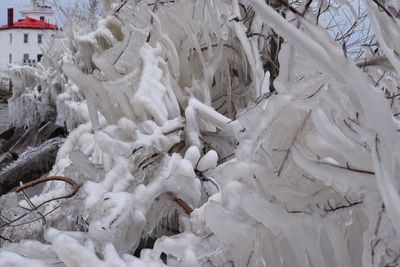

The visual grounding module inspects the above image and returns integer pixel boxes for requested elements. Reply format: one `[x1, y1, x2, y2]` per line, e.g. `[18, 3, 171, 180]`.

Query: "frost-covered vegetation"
[1, 0, 400, 266]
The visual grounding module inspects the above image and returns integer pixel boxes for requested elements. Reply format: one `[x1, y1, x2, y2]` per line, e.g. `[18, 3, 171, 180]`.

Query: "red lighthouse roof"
[0, 17, 58, 31]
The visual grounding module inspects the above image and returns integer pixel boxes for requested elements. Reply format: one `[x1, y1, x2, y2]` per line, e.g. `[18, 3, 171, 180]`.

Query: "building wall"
[0, 28, 54, 71]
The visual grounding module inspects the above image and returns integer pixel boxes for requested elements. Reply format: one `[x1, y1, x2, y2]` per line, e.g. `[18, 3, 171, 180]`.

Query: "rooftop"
[0, 17, 58, 31]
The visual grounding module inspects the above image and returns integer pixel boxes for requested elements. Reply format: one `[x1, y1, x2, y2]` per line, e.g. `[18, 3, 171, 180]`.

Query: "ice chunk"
[197, 150, 218, 172]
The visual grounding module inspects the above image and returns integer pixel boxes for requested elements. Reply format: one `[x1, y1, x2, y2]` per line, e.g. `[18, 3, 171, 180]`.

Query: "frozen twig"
[114, 0, 128, 14]
[323, 198, 363, 213]
[276, 111, 310, 176]
[167, 193, 193, 214]
[13, 176, 81, 193]
[11, 176, 82, 212]
[20, 190, 46, 225]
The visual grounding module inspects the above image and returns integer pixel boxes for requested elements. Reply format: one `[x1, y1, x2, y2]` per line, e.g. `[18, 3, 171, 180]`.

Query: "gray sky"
[0, 0, 26, 25]
[0, 0, 67, 25]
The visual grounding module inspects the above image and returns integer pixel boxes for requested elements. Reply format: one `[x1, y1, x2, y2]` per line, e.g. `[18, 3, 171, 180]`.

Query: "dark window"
[40, 16, 45, 22]
[23, 53, 29, 62]
[38, 34, 42, 44]
[9, 33, 12, 44]
[23, 33, 28, 44]
[9, 54, 12, 64]
[37, 54, 43, 62]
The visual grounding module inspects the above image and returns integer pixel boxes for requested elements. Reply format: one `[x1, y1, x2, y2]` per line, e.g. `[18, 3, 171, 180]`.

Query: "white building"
[0, 0, 59, 72]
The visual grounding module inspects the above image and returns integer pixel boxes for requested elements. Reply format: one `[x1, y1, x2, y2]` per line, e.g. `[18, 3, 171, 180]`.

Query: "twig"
[168, 141, 185, 155]
[0, 213, 28, 228]
[131, 153, 160, 176]
[276, 111, 310, 176]
[7, 206, 61, 228]
[246, 32, 273, 39]
[232, 92, 275, 121]
[315, 160, 375, 175]
[374, 71, 386, 87]
[305, 83, 325, 99]
[217, 153, 235, 164]
[301, 0, 313, 16]
[22, 185, 82, 212]
[9, 176, 82, 213]
[146, 0, 160, 43]
[371, 238, 381, 264]
[148, 0, 176, 6]
[285, 203, 313, 215]
[196, 171, 220, 192]
[113, 31, 133, 65]
[0, 234, 12, 242]
[375, 133, 381, 162]
[114, 0, 128, 14]
[371, 0, 395, 20]
[274, 0, 303, 16]
[323, 198, 363, 213]
[13, 176, 80, 193]
[355, 56, 390, 68]
[374, 203, 385, 235]
[21, 189, 46, 224]
[167, 193, 193, 214]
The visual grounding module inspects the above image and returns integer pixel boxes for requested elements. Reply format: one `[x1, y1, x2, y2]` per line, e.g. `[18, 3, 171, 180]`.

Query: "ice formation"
[1, 0, 400, 266]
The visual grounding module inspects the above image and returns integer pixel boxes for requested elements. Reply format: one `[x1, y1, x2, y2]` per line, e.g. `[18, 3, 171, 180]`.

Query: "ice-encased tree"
[1, 0, 400, 266]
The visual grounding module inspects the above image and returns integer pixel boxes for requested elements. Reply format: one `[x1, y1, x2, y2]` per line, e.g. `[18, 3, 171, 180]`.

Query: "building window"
[23, 53, 29, 63]
[38, 34, 43, 44]
[37, 54, 43, 62]
[9, 33, 12, 44]
[9, 54, 12, 64]
[40, 16, 45, 22]
[24, 33, 29, 44]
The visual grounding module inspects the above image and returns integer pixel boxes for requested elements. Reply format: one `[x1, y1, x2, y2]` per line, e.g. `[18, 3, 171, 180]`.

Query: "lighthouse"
[0, 0, 59, 71]
[21, 0, 54, 23]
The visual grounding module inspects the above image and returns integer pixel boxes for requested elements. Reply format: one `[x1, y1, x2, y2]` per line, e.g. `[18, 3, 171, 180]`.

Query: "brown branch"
[13, 176, 80, 193]
[8, 176, 83, 213]
[168, 193, 193, 214]
[168, 141, 185, 155]
[355, 56, 391, 68]
[195, 171, 220, 191]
